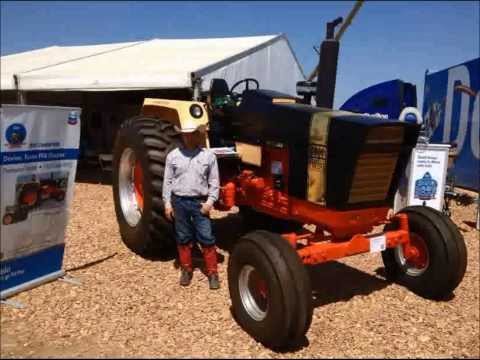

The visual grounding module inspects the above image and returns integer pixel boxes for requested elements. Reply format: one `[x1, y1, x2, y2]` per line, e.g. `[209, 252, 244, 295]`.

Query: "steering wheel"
[230, 78, 259, 101]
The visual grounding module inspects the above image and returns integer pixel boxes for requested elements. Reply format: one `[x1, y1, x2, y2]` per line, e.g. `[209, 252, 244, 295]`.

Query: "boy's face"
[181, 130, 201, 148]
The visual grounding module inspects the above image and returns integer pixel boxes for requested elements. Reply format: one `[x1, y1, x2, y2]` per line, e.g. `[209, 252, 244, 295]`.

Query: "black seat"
[209, 78, 231, 98]
[208, 79, 235, 147]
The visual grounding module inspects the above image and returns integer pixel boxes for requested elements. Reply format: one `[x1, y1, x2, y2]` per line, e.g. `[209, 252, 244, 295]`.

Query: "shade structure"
[1, 34, 305, 95]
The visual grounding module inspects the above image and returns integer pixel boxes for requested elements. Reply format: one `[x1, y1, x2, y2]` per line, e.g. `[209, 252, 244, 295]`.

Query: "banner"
[422, 57, 479, 191]
[0, 104, 81, 299]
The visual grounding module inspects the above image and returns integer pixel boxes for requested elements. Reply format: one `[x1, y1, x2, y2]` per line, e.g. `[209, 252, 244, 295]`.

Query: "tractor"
[3, 180, 41, 225]
[2, 175, 67, 226]
[111, 15, 467, 350]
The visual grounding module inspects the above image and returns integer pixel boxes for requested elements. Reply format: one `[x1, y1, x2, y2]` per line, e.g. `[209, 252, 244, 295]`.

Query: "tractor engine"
[217, 89, 420, 236]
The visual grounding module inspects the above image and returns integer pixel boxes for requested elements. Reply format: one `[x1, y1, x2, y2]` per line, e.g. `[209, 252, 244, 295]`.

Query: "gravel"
[1, 179, 479, 358]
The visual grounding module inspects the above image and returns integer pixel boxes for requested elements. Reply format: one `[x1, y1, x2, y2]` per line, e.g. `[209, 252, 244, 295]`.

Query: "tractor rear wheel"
[228, 230, 312, 349]
[112, 116, 181, 256]
[382, 206, 467, 299]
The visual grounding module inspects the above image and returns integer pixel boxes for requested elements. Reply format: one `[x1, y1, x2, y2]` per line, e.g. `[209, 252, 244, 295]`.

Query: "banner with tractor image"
[0, 104, 81, 299]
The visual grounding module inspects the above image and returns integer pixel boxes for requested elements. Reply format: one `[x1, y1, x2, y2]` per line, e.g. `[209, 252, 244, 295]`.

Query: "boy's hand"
[200, 202, 212, 215]
[165, 206, 174, 221]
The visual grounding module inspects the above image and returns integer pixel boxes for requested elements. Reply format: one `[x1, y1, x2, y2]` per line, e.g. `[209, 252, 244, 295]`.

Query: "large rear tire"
[112, 116, 180, 256]
[228, 230, 312, 349]
[381, 206, 467, 299]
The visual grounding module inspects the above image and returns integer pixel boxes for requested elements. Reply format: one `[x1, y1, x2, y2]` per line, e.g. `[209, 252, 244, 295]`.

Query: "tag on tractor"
[369, 234, 386, 253]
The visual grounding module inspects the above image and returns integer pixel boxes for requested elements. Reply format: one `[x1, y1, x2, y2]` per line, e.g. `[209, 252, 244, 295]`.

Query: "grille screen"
[366, 126, 404, 144]
[348, 152, 399, 203]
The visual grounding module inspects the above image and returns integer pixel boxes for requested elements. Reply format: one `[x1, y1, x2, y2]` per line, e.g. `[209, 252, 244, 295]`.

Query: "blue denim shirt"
[162, 146, 220, 209]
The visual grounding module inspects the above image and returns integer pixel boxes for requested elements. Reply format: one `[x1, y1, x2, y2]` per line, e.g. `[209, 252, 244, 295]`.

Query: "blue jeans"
[172, 195, 216, 246]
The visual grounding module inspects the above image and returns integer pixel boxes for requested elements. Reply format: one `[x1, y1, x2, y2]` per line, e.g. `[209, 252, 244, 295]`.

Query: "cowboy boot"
[177, 244, 193, 286]
[202, 245, 220, 290]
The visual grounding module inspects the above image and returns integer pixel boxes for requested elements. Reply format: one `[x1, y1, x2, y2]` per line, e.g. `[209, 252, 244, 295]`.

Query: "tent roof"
[1, 34, 304, 91]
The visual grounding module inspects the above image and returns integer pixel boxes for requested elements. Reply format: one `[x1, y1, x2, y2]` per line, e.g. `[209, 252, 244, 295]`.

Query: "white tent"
[1, 34, 305, 96]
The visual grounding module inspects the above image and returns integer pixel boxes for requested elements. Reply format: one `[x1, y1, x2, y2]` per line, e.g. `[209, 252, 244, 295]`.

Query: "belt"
[172, 194, 208, 200]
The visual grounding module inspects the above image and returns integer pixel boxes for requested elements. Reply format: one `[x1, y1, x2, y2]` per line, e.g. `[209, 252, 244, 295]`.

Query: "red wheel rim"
[249, 269, 268, 310]
[403, 233, 429, 270]
[133, 161, 144, 212]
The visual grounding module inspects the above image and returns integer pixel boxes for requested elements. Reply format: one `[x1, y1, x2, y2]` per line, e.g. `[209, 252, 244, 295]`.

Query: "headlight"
[189, 104, 203, 118]
[399, 107, 423, 125]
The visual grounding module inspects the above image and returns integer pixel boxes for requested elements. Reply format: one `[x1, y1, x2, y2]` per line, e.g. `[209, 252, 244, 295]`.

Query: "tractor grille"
[348, 151, 399, 204]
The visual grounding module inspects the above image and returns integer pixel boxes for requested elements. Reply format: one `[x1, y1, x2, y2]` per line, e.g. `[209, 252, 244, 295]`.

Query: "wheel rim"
[395, 233, 430, 276]
[119, 148, 143, 227]
[3, 214, 13, 225]
[238, 264, 269, 321]
[133, 161, 144, 211]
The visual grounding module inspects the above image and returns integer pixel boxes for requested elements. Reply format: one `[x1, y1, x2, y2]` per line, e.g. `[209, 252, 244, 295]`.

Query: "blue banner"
[0, 148, 79, 165]
[0, 245, 65, 292]
[423, 58, 479, 190]
[1, 105, 81, 299]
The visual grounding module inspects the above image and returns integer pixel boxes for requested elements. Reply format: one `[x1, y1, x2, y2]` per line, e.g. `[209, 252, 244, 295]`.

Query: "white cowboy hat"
[174, 124, 208, 133]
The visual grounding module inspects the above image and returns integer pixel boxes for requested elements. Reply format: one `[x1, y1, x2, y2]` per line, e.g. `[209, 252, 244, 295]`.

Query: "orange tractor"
[111, 15, 466, 349]
[2, 176, 66, 226]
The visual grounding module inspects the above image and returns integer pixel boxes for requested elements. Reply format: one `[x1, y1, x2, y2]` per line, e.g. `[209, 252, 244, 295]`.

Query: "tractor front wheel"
[228, 230, 312, 349]
[382, 206, 467, 299]
[112, 116, 181, 256]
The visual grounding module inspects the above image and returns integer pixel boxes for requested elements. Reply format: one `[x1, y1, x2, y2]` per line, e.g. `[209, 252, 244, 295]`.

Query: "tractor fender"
[141, 98, 209, 133]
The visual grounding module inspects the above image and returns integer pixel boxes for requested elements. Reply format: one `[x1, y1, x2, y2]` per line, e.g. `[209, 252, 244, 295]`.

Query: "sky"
[1, 1, 479, 108]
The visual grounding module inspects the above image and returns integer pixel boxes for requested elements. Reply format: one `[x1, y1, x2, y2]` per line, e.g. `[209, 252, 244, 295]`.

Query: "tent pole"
[18, 92, 27, 105]
[13, 74, 26, 104]
[192, 76, 203, 101]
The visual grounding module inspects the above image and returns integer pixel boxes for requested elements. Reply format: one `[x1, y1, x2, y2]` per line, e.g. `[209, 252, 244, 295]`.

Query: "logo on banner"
[5, 123, 27, 148]
[414, 172, 438, 200]
[67, 111, 79, 125]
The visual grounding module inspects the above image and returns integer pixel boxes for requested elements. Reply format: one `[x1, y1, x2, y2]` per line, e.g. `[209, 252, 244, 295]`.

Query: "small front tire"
[382, 206, 467, 299]
[228, 230, 312, 349]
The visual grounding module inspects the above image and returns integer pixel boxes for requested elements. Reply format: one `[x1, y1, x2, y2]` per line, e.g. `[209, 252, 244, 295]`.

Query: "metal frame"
[281, 214, 411, 266]
[219, 170, 417, 267]
[0, 270, 65, 300]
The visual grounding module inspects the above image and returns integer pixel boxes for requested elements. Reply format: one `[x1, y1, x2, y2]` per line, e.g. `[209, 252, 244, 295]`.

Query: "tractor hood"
[231, 91, 420, 209]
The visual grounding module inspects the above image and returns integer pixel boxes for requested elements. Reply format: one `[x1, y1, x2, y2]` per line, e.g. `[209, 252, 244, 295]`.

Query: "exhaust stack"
[315, 17, 342, 109]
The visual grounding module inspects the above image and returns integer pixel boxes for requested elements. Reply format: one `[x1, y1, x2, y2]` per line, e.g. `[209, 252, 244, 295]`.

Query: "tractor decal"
[307, 111, 331, 205]
[414, 172, 438, 200]
[67, 111, 79, 125]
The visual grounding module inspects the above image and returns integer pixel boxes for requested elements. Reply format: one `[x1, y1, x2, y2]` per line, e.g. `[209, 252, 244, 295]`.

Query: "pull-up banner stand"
[0, 104, 81, 299]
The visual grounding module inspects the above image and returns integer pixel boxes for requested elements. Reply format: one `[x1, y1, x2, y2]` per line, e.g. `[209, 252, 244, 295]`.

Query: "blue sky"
[1, 1, 479, 107]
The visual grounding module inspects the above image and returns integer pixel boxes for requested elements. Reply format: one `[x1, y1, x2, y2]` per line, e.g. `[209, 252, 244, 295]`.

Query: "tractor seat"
[209, 79, 235, 110]
[210, 78, 230, 98]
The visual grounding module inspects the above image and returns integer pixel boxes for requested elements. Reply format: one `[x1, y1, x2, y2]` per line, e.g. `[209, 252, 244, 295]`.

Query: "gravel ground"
[1, 176, 479, 358]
